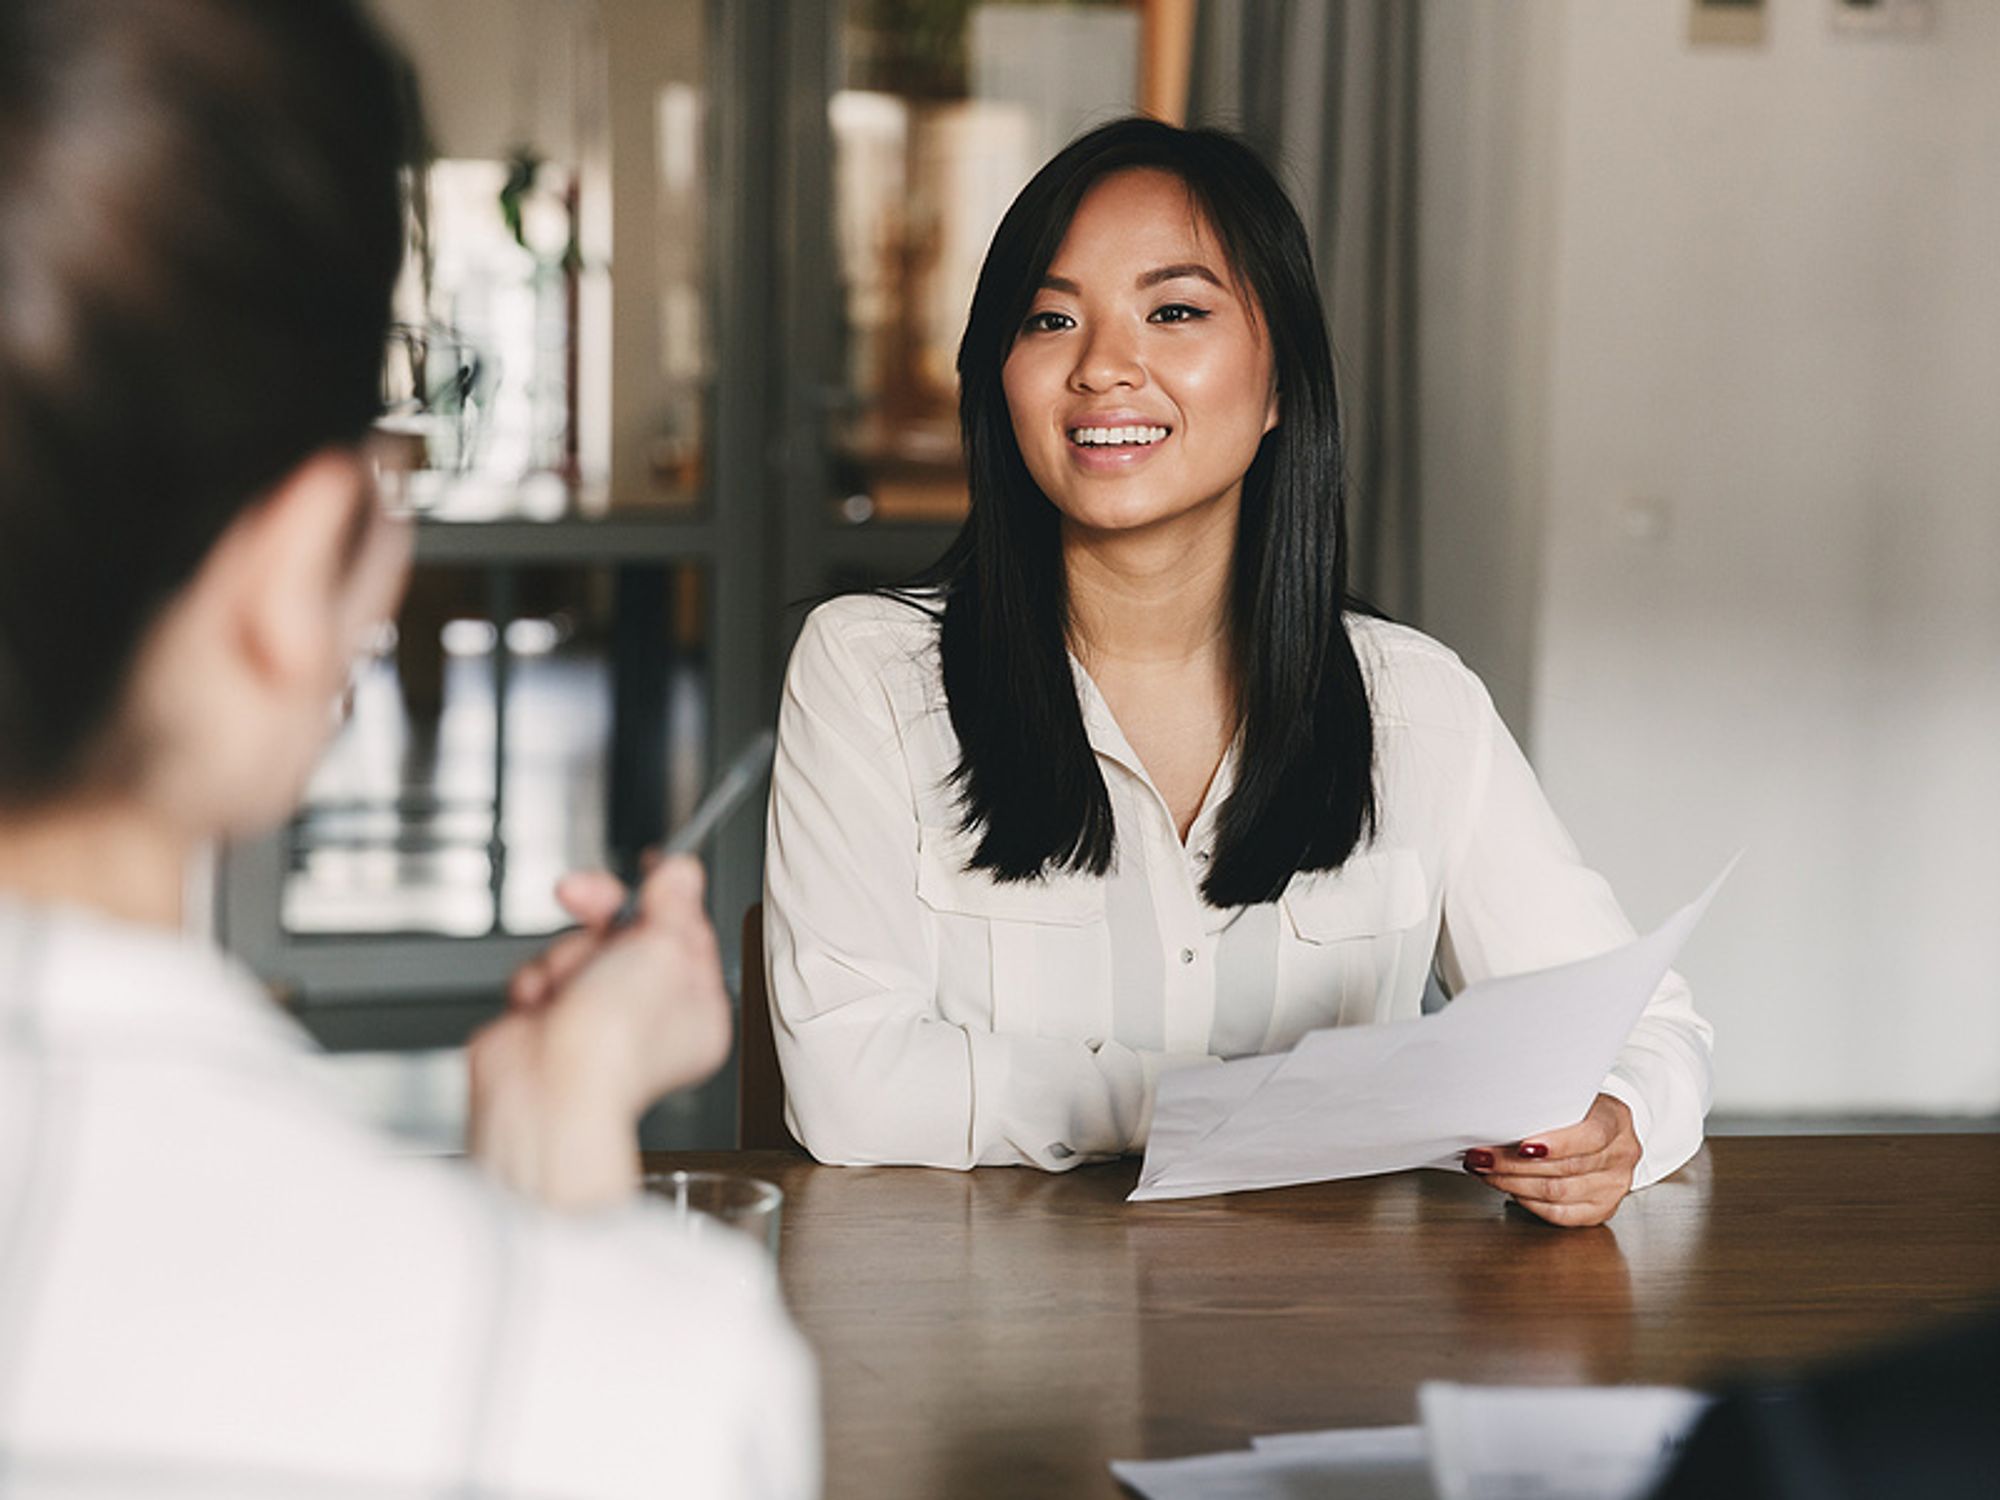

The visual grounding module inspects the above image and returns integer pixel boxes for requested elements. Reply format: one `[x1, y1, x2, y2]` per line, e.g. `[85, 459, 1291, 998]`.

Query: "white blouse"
[764, 594, 1712, 1189]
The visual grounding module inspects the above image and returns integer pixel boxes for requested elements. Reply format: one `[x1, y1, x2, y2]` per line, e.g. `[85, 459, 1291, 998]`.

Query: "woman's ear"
[125, 447, 395, 840]
[1263, 383, 1280, 436]
[221, 450, 376, 695]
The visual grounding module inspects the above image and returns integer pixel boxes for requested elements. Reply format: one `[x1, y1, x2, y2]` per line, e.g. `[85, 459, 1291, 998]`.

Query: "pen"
[611, 729, 777, 928]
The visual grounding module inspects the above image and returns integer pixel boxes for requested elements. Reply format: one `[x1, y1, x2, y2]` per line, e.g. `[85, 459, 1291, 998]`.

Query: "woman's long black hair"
[913, 116, 1375, 908]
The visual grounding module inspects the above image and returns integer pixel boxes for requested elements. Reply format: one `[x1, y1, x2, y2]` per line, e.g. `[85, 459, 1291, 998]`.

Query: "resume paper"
[1111, 1382, 1709, 1500]
[1129, 862, 1733, 1202]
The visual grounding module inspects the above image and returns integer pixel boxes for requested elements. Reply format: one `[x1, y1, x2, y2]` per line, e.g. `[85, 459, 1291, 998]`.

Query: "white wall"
[1426, 0, 2000, 1115]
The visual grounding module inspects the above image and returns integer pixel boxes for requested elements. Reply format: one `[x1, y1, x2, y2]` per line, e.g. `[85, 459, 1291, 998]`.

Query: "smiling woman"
[1002, 170, 1277, 543]
[762, 118, 1713, 1230]
[935, 122, 1371, 901]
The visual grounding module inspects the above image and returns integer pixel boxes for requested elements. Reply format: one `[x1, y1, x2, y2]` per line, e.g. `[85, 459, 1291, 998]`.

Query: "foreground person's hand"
[468, 857, 732, 1210]
[1463, 1093, 1641, 1227]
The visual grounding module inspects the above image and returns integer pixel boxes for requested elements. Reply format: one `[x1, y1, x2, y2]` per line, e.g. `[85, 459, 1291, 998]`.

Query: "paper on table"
[1130, 861, 1733, 1202]
[1251, 1425, 1427, 1462]
[1419, 1382, 1711, 1500]
[1112, 1429, 1435, 1500]
[1110, 1385, 1708, 1500]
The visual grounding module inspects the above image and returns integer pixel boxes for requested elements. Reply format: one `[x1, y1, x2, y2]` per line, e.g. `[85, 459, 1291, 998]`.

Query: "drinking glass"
[641, 1170, 783, 1259]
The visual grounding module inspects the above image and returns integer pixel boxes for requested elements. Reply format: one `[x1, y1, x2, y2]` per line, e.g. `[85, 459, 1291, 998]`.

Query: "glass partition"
[236, 1, 725, 992]
[822, 0, 1141, 527]
[283, 561, 710, 940]
[369, 0, 711, 518]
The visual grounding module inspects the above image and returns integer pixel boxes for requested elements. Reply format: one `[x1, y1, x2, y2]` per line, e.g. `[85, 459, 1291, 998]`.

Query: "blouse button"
[1193, 849, 1212, 865]
[1179, 947, 1196, 965]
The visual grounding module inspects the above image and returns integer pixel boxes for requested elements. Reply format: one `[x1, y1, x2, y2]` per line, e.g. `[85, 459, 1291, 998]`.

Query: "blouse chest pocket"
[915, 827, 1106, 1038]
[1280, 847, 1429, 942]
[915, 830, 1105, 926]
[1277, 847, 1432, 1032]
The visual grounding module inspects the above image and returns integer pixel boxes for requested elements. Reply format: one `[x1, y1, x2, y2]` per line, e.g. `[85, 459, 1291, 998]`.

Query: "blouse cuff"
[1598, 1069, 1692, 1191]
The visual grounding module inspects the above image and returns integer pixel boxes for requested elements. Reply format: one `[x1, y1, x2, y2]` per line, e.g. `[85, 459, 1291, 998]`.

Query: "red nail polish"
[1519, 1142, 1549, 1159]
[1465, 1149, 1495, 1171]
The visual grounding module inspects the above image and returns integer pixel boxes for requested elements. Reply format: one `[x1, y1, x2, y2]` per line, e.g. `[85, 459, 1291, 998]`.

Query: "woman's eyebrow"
[1036, 264, 1225, 295]
[1137, 262, 1223, 289]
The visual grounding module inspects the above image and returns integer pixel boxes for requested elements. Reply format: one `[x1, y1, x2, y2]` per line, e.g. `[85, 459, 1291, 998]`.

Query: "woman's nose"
[1069, 324, 1144, 393]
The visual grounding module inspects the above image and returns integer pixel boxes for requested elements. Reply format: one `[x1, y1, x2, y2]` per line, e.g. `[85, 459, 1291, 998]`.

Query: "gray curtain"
[1189, 0, 1423, 621]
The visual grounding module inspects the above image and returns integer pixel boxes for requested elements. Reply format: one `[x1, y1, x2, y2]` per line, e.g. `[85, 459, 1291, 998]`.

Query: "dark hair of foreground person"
[1651, 1311, 2000, 1500]
[0, 0, 408, 807]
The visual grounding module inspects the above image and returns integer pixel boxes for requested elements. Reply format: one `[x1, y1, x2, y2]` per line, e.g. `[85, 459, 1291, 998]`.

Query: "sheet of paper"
[1250, 1425, 1426, 1463]
[1112, 1433, 1436, 1500]
[1110, 1385, 1709, 1500]
[1130, 861, 1733, 1202]
[1419, 1383, 1711, 1500]
[1134, 1051, 1286, 1169]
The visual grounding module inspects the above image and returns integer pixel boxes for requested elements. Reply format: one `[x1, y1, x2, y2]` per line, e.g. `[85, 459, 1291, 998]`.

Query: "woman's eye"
[1149, 303, 1210, 325]
[1022, 310, 1073, 334]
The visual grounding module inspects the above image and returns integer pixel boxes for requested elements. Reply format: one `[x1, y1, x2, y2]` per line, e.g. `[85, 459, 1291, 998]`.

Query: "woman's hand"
[467, 857, 733, 1211]
[1463, 1093, 1641, 1227]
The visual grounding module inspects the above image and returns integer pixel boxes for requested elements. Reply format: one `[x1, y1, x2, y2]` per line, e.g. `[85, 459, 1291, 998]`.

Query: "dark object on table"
[1651, 1311, 2000, 1500]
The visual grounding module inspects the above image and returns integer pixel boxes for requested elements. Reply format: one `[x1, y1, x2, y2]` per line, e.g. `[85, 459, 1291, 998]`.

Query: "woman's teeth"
[1070, 425, 1169, 448]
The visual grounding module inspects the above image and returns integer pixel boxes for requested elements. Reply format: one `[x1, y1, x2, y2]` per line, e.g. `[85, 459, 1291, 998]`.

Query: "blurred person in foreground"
[1651, 1312, 2000, 1500]
[0, 2, 815, 1495]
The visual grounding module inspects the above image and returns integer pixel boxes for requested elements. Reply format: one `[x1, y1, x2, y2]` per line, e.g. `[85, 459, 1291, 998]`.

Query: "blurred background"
[215, 0, 1997, 1149]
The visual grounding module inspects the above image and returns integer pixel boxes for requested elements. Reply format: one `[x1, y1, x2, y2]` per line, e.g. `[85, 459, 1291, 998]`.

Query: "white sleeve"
[763, 606, 1208, 1169]
[501, 1218, 820, 1500]
[1434, 675, 1714, 1188]
[734, 1260, 820, 1500]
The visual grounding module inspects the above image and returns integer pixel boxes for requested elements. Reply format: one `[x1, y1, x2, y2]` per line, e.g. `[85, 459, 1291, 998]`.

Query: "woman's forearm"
[466, 1011, 642, 1211]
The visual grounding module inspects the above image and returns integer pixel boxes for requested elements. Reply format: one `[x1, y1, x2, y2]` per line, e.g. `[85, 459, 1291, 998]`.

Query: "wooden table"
[643, 1138, 2000, 1500]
